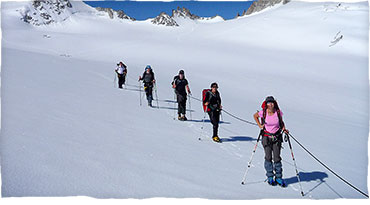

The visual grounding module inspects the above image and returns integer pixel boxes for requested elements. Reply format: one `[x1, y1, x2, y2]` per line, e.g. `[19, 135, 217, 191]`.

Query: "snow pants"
[262, 135, 283, 178]
[208, 110, 220, 137]
[117, 73, 126, 88]
[177, 94, 187, 115]
[144, 83, 153, 104]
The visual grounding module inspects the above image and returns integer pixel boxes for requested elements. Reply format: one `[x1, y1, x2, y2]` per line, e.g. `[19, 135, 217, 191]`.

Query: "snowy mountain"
[151, 12, 179, 26]
[20, 0, 135, 26]
[1, 0, 369, 199]
[19, 0, 286, 27]
[200, 15, 225, 22]
[172, 6, 201, 20]
[20, 0, 93, 26]
[151, 7, 227, 26]
[95, 7, 135, 21]
[21, 0, 74, 26]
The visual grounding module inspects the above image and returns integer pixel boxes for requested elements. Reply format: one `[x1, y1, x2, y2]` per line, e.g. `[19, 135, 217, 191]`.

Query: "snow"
[0, 0, 369, 199]
[198, 16, 225, 23]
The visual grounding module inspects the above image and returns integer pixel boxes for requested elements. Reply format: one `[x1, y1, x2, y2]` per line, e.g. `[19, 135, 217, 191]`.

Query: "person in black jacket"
[172, 70, 191, 121]
[139, 65, 155, 107]
[115, 62, 127, 89]
[204, 82, 222, 143]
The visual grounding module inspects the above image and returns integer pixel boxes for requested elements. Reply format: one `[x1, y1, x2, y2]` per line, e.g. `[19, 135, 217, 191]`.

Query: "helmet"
[211, 82, 218, 88]
[179, 70, 184, 75]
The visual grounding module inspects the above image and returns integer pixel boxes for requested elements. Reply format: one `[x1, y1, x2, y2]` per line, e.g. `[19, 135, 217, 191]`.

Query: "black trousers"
[117, 73, 126, 88]
[177, 94, 187, 115]
[208, 110, 220, 137]
[144, 83, 153, 103]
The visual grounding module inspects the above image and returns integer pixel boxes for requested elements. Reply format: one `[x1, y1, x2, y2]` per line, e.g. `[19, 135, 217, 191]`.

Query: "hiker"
[115, 62, 127, 89]
[139, 65, 155, 107]
[172, 70, 191, 121]
[203, 82, 222, 143]
[253, 96, 289, 187]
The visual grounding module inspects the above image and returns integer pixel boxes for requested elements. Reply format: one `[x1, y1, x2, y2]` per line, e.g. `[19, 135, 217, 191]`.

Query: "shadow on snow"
[221, 136, 257, 142]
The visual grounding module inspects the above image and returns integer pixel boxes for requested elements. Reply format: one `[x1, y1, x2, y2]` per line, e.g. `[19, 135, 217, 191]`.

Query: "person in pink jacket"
[253, 96, 289, 187]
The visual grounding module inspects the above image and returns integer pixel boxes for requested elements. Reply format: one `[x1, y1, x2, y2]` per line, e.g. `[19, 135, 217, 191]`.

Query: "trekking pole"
[285, 133, 304, 196]
[173, 90, 177, 120]
[139, 81, 142, 106]
[154, 83, 159, 108]
[188, 94, 192, 121]
[198, 111, 207, 140]
[124, 73, 128, 89]
[114, 73, 117, 88]
[241, 130, 263, 185]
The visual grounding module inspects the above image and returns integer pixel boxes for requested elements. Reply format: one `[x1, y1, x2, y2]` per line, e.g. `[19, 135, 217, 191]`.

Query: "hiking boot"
[212, 136, 221, 143]
[178, 114, 182, 120]
[182, 115, 187, 121]
[275, 178, 286, 187]
[267, 177, 276, 186]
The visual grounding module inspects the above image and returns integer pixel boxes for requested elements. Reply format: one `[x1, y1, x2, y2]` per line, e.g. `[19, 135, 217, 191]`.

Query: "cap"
[211, 82, 218, 88]
[265, 96, 275, 104]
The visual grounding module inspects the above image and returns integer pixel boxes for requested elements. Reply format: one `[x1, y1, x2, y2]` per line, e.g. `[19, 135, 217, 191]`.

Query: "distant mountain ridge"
[20, 0, 290, 26]
[151, 7, 226, 26]
[95, 7, 136, 21]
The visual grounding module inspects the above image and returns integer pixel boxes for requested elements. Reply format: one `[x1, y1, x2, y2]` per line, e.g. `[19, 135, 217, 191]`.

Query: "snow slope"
[1, 0, 369, 199]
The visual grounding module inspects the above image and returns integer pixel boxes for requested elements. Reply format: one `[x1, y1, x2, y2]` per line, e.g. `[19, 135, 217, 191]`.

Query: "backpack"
[202, 89, 211, 112]
[172, 75, 179, 86]
[261, 100, 284, 130]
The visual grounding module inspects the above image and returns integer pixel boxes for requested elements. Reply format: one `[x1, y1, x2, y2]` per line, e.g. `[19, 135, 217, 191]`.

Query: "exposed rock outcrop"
[95, 7, 135, 21]
[172, 7, 200, 20]
[151, 12, 179, 26]
[22, 0, 74, 26]
[246, 0, 290, 16]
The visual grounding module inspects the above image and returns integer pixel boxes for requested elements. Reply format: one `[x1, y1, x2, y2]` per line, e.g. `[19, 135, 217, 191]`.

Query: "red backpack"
[202, 89, 211, 112]
[261, 100, 284, 129]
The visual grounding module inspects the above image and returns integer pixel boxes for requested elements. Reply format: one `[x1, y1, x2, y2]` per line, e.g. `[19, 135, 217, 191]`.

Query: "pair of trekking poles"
[172, 90, 193, 121]
[240, 129, 304, 196]
[114, 73, 129, 89]
[139, 81, 159, 108]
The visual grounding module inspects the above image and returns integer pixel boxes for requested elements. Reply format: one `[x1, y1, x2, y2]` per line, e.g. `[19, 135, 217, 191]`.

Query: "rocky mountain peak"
[95, 7, 135, 21]
[151, 12, 179, 26]
[171, 7, 200, 20]
[22, 0, 74, 26]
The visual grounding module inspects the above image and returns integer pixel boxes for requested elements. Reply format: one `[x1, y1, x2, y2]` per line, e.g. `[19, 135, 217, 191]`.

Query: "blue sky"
[84, 1, 255, 20]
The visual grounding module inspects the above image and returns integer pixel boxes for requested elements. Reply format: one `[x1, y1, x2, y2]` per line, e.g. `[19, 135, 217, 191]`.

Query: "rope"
[288, 133, 369, 198]
[222, 109, 258, 126]
[190, 95, 368, 198]
[189, 96, 257, 126]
